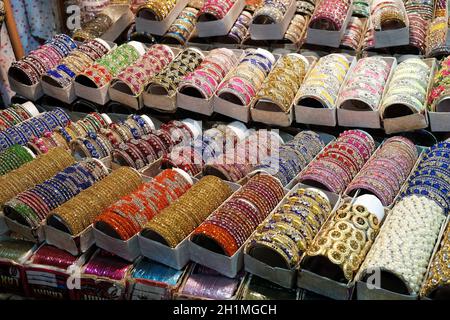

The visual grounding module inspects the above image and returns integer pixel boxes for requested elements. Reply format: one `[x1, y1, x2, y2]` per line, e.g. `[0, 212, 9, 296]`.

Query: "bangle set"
[199, 0, 236, 20]
[32, 245, 78, 270]
[0, 104, 35, 131]
[181, 264, 241, 299]
[346, 136, 418, 206]
[0, 108, 70, 152]
[299, 129, 376, 194]
[137, 0, 177, 21]
[296, 0, 315, 16]
[406, 0, 432, 54]
[340, 17, 364, 50]
[149, 48, 205, 97]
[353, 0, 370, 17]
[9, 34, 77, 85]
[0, 145, 35, 176]
[246, 187, 332, 269]
[0, 239, 34, 263]
[309, 0, 350, 31]
[297, 53, 351, 109]
[402, 142, 450, 214]
[380, 58, 431, 118]
[84, 251, 131, 280]
[163, 7, 199, 45]
[359, 195, 445, 294]
[370, 0, 407, 31]
[131, 258, 184, 286]
[227, 10, 253, 44]
[162, 123, 245, 176]
[48, 167, 143, 235]
[204, 130, 283, 182]
[94, 168, 193, 240]
[256, 54, 310, 112]
[252, 130, 325, 186]
[217, 48, 275, 106]
[338, 56, 391, 111]
[44, 39, 110, 88]
[284, 14, 307, 44]
[253, 0, 292, 24]
[79, 43, 142, 88]
[428, 55, 450, 111]
[179, 48, 238, 99]
[305, 198, 383, 282]
[116, 44, 175, 96]
[141, 175, 233, 248]
[112, 120, 193, 169]
[425, 17, 448, 57]
[4, 159, 109, 229]
[193, 174, 285, 256]
[0, 147, 75, 207]
[421, 222, 450, 298]
[73, 13, 114, 41]
[71, 114, 154, 160]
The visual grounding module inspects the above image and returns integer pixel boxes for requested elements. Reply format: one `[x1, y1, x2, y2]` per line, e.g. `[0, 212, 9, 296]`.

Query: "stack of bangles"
[428, 56, 450, 111]
[179, 48, 238, 99]
[421, 222, 450, 298]
[204, 130, 283, 182]
[406, 0, 432, 53]
[338, 56, 391, 111]
[163, 7, 198, 45]
[8, 34, 77, 85]
[148, 48, 204, 96]
[0, 103, 38, 130]
[162, 123, 246, 176]
[141, 176, 233, 248]
[309, 0, 350, 31]
[297, 53, 351, 109]
[284, 15, 307, 44]
[31, 245, 78, 269]
[253, 0, 292, 24]
[4, 159, 108, 229]
[188, 0, 204, 9]
[0, 148, 75, 207]
[0, 239, 34, 262]
[112, 120, 194, 170]
[358, 195, 444, 295]
[198, 0, 236, 20]
[362, 23, 375, 50]
[340, 17, 364, 50]
[83, 251, 131, 281]
[80, 0, 110, 22]
[0, 108, 71, 152]
[296, 0, 315, 16]
[131, 259, 184, 286]
[352, 0, 370, 17]
[94, 169, 193, 240]
[43, 39, 111, 88]
[137, 0, 177, 21]
[70, 114, 156, 160]
[47, 167, 142, 235]
[114, 44, 175, 96]
[346, 136, 418, 206]
[370, 0, 407, 30]
[73, 13, 114, 41]
[256, 54, 310, 112]
[77, 43, 142, 88]
[425, 17, 448, 57]
[217, 48, 275, 106]
[304, 197, 384, 282]
[246, 187, 332, 268]
[227, 11, 253, 44]
[252, 131, 325, 186]
[28, 112, 112, 155]
[299, 130, 376, 193]
[380, 58, 431, 118]
[434, 0, 447, 17]
[401, 142, 450, 213]
[192, 174, 285, 257]
[0, 145, 35, 176]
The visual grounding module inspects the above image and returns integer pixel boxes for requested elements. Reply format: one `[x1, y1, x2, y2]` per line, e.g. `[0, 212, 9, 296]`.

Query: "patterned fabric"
[0, 24, 15, 104]
[0, 1, 5, 28]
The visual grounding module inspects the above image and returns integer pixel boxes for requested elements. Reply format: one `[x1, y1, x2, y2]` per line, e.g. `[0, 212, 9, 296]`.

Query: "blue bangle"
[83, 139, 100, 159]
